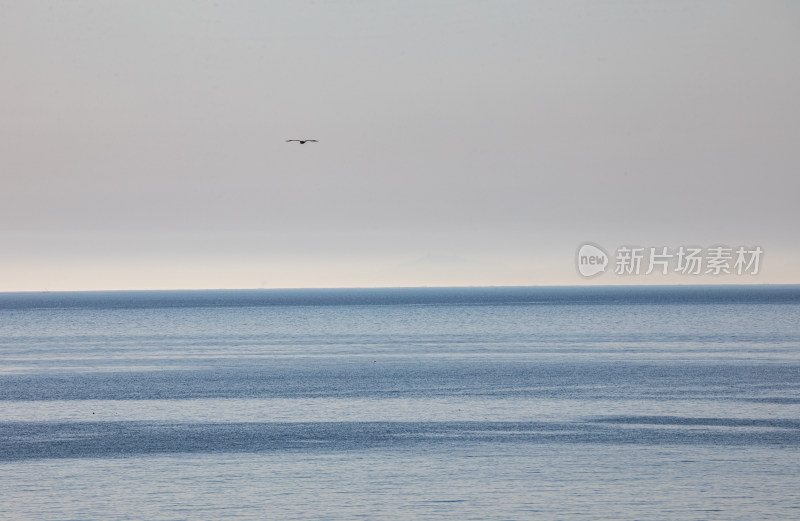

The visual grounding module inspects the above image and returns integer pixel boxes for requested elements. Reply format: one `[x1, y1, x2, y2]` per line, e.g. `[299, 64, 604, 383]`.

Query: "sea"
[1, 285, 799, 520]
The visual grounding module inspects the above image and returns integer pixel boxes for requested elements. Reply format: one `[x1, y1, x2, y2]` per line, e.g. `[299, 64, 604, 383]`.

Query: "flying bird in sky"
[286, 139, 318, 144]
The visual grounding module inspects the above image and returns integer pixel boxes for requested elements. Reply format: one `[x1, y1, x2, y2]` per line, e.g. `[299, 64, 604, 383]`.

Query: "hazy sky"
[2, 1, 799, 290]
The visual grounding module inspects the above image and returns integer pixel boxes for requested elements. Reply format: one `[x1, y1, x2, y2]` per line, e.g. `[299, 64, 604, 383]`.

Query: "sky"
[1, 0, 799, 291]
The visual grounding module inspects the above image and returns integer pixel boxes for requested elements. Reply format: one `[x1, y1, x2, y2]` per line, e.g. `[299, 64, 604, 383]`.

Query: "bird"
[286, 139, 318, 144]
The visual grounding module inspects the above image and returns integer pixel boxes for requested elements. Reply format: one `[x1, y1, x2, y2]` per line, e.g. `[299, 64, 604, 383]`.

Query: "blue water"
[1, 285, 799, 520]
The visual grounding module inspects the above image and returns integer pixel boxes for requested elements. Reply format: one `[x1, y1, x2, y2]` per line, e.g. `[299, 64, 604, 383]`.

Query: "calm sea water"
[1, 285, 799, 520]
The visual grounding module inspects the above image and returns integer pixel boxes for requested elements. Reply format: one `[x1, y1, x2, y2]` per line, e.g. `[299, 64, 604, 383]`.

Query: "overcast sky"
[2, 1, 798, 290]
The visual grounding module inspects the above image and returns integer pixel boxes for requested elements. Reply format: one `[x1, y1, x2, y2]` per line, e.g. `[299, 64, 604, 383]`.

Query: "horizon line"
[2, 282, 798, 296]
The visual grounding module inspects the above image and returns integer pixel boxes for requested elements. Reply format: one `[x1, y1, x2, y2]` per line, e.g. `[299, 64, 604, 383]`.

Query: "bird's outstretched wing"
[286, 139, 318, 143]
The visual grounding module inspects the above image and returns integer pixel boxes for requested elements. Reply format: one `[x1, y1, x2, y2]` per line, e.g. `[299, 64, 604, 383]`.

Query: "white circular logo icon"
[576, 243, 609, 277]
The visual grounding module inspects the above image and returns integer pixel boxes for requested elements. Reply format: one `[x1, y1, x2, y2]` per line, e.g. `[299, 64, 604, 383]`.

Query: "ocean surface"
[1, 285, 799, 520]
